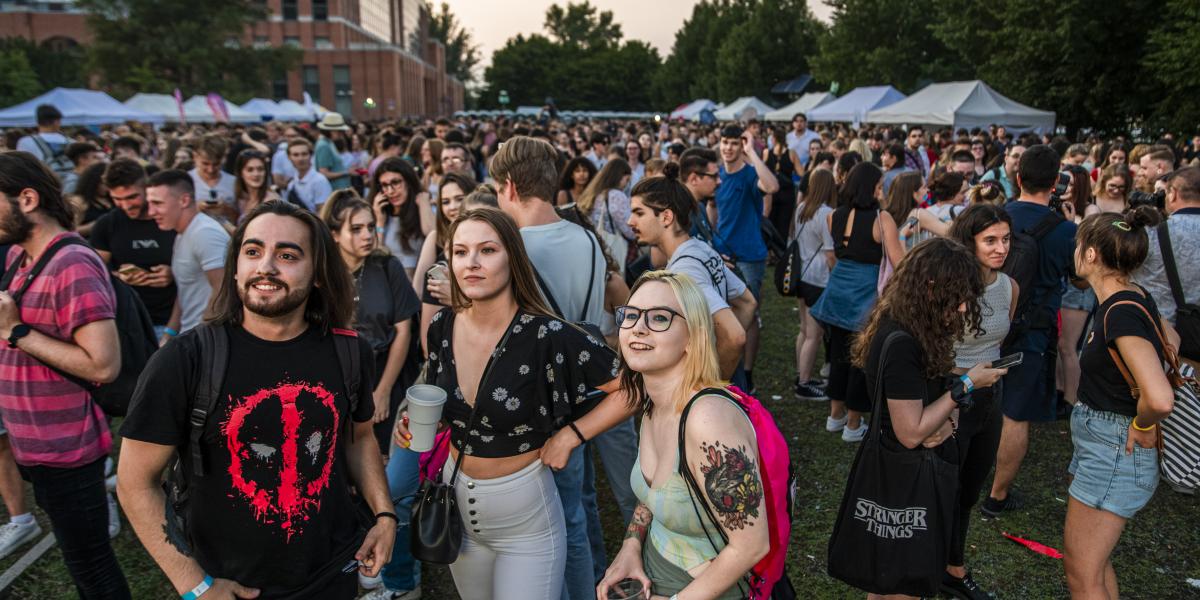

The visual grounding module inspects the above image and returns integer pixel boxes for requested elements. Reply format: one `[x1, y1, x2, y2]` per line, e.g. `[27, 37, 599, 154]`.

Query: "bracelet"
[375, 511, 399, 523]
[181, 575, 212, 600]
[164, 327, 179, 337]
[1132, 417, 1156, 432]
[568, 422, 588, 444]
[960, 374, 975, 394]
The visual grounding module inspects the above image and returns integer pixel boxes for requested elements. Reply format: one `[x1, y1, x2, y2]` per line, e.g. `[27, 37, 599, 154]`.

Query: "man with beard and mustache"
[0, 151, 131, 597]
[118, 201, 394, 599]
[91, 159, 178, 339]
[146, 169, 230, 338]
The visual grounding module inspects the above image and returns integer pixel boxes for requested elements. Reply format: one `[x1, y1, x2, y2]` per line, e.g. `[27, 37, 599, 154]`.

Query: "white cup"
[405, 384, 447, 452]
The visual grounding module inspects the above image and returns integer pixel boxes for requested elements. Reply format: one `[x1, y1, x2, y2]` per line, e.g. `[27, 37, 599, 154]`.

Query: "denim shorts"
[1061, 286, 1096, 312]
[1068, 402, 1159, 519]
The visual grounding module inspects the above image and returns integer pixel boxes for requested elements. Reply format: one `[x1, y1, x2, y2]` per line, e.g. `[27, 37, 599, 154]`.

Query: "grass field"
[3, 266, 1198, 599]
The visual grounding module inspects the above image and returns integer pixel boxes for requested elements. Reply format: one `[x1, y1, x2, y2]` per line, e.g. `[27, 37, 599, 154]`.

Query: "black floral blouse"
[427, 308, 620, 458]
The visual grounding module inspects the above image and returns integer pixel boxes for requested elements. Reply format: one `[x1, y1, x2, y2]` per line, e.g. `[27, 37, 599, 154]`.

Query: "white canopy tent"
[239, 98, 304, 122]
[765, 92, 836, 122]
[0, 88, 163, 127]
[713, 96, 773, 121]
[808, 86, 906, 126]
[181, 96, 260, 123]
[865, 80, 1056, 134]
[123, 93, 189, 123]
[670, 99, 717, 121]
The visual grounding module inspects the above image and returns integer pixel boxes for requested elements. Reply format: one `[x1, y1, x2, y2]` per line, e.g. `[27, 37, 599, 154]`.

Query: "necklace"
[352, 264, 364, 303]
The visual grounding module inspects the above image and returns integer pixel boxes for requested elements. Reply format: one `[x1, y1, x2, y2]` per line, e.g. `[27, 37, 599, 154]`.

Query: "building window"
[312, 0, 328, 21]
[333, 65, 352, 118]
[303, 66, 321, 104]
[273, 77, 289, 101]
[253, 36, 270, 49]
[284, 36, 301, 48]
[282, 0, 298, 20]
[314, 37, 333, 50]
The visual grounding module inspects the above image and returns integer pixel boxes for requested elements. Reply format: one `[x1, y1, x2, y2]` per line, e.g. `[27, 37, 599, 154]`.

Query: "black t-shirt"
[426, 308, 619, 458]
[89, 208, 177, 324]
[1079, 290, 1166, 417]
[864, 318, 953, 454]
[121, 324, 375, 599]
[354, 254, 420, 358]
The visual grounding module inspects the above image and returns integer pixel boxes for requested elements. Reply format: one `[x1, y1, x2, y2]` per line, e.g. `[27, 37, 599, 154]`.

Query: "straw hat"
[317, 112, 351, 131]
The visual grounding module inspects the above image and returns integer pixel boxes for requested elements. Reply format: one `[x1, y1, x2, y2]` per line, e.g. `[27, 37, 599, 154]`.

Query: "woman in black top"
[1064, 211, 1174, 600]
[394, 208, 620, 600]
[849, 238, 1006, 600]
[763, 127, 798, 241]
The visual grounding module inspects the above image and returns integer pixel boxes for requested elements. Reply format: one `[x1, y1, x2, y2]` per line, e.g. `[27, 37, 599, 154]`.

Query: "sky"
[441, 0, 834, 72]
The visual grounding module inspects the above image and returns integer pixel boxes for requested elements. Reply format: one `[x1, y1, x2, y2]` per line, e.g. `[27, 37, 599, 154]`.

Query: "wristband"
[1132, 417, 1156, 432]
[568, 422, 587, 444]
[960, 374, 975, 394]
[375, 511, 400, 523]
[164, 327, 179, 337]
[181, 575, 212, 600]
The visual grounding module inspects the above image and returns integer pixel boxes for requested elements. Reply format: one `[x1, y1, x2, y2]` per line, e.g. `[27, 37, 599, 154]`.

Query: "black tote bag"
[827, 331, 959, 597]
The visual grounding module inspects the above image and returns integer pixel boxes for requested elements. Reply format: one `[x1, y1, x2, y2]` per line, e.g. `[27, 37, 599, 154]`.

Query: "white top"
[786, 129, 821, 166]
[954, 273, 1013, 368]
[189, 168, 237, 206]
[285, 168, 332, 212]
[271, 143, 296, 181]
[667, 238, 748, 313]
[793, 204, 835, 287]
[382, 217, 423, 270]
[16, 132, 69, 162]
[521, 220, 607, 325]
[172, 212, 230, 332]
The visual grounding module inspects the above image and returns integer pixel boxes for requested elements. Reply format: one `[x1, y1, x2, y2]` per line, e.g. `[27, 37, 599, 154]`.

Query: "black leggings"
[948, 384, 1003, 566]
[826, 324, 870, 412]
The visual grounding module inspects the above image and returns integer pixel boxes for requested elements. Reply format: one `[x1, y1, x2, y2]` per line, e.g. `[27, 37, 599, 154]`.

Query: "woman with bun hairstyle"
[625, 164, 757, 379]
[1064, 211, 1175, 600]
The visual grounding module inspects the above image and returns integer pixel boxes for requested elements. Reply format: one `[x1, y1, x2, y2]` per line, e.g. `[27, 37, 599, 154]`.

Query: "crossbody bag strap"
[1156, 222, 1189, 309]
[580, 228, 597, 322]
[446, 316, 517, 487]
[533, 269, 565, 319]
[1104, 299, 1183, 397]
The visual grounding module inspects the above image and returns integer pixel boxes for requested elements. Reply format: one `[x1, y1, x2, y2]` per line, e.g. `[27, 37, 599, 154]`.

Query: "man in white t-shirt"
[786, 113, 821, 167]
[284, 138, 332, 212]
[271, 126, 300, 189]
[626, 173, 756, 378]
[145, 169, 230, 338]
[188, 134, 237, 208]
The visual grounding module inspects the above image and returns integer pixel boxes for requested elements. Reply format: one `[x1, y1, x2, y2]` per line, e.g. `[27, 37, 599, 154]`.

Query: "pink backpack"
[679, 386, 796, 599]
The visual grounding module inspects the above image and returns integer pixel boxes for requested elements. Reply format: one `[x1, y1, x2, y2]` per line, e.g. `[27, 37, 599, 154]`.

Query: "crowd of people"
[0, 99, 1195, 600]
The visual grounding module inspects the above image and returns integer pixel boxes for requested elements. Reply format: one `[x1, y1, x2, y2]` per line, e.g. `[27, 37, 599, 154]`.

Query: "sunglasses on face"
[615, 305, 685, 332]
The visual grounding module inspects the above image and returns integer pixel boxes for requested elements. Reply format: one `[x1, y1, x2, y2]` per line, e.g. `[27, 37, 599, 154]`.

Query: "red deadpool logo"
[224, 382, 340, 541]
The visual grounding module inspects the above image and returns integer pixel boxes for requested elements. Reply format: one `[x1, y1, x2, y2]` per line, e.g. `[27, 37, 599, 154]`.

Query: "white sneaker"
[0, 520, 42, 560]
[359, 586, 421, 600]
[825, 414, 848, 432]
[358, 571, 383, 591]
[841, 423, 867, 443]
[107, 492, 120, 539]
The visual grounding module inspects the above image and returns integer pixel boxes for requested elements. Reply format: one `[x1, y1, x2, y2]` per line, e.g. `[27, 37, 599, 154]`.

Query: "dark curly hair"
[852, 237, 984, 377]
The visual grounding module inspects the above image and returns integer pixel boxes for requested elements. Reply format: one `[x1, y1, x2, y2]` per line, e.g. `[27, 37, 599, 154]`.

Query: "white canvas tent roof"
[181, 96, 260, 123]
[123, 93, 189, 123]
[765, 92, 836, 122]
[670, 99, 717, 121]
[240, 98, 311, 122]
[808, 86, 906, 125]
[126, 93, 256, 124]
[0, 88, 163, 127]
[713, 96, 773, 121]
[865, 80, 1056, 134]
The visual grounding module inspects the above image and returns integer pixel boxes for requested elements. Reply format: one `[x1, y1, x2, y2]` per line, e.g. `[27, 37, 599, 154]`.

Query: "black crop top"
[831, 206, 883, 264]
[426, 308, 620, 458]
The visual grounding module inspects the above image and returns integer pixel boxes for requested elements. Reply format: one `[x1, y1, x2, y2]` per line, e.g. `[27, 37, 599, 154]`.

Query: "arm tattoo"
[624, 503, 653, 542]
[699, 441, 762, 531]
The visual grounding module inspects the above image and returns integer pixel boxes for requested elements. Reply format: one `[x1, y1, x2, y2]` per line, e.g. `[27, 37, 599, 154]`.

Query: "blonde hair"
[619, 270, 724, 415]
[848, 138, 873, 164]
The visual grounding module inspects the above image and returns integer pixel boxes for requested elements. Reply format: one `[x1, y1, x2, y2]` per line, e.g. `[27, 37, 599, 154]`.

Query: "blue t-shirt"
[1005, 200, 1077, 352]
[714, 163, 767, 262]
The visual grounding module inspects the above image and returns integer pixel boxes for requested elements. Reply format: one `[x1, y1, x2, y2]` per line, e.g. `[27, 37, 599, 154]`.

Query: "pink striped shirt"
[0, 233, 115, 468]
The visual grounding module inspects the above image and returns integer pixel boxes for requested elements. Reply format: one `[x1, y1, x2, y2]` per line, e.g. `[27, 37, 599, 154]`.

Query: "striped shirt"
[0, 233, 115, 468]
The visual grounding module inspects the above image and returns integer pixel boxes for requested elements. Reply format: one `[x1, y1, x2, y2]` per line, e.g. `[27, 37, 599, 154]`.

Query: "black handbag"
[827, 331, 959, 597]
[773, 219, 820, 298]
[409, 319, 515, 564]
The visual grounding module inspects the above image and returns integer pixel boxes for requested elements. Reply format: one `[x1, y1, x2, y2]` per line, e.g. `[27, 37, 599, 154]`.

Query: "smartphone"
[903, 216, 918, 229]
[426, 262, 449, 282]
[117, 264, 146, 276]
[992, 352, 1023, 369]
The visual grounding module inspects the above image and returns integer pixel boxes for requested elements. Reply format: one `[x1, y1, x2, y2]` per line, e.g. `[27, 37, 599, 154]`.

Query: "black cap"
[36, 104, 62, 126]
[720, 125, 744, 139]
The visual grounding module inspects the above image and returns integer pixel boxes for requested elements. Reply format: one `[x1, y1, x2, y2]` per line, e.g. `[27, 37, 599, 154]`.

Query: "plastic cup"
[405, 384, 447, 452]
[607, 579, 645, 600]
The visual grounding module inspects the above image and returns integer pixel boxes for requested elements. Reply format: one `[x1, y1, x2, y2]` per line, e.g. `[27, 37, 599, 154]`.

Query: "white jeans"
[446, 459, 567, 600]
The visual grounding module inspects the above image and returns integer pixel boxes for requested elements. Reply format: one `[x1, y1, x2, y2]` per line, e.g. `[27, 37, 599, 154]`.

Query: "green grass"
[4, 266, 1198, 598]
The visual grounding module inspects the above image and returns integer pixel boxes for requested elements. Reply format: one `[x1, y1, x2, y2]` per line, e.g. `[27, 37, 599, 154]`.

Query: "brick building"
[0, 0, 464, 120]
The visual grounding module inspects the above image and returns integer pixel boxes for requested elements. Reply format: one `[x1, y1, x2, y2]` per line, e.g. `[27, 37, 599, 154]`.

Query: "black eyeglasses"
[615, 305, 686, 332]
[698, 171, 720, 180]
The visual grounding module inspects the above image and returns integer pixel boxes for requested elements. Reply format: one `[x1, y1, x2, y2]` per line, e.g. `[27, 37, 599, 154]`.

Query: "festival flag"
[173, 88, 186, 125]
[206, 93, 231, 123]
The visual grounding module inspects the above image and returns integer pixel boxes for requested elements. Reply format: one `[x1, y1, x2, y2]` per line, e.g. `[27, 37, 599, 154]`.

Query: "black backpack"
[1157, 222, 1200, 361]
[1000, 212, 1063, 350]
[0, 236, 158, 417]
[163, 323, 362, 553]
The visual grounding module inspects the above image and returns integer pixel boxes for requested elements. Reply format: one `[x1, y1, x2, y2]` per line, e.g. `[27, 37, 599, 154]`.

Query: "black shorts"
[800, 282, 825, 308]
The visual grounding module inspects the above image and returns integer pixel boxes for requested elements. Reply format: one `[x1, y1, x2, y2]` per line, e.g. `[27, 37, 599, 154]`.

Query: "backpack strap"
[331, 328, 362, 422]
[1026, 211, 1063, 240]
[1, 236, 87, 304]
[1156, 222, 1189, 311]
[191, 324, 229, 477]
[30, 134, 62, 163]
[533, 269, 565, 319]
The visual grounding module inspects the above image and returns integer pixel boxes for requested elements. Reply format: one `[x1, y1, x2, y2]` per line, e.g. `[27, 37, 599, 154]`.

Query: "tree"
[0, 38, 86, 93]
[544, 1, 622, 50]
[428, 2, 481, 85]
[0, 49, 40, 107]
[714, 0, 824, 101]
[76, 0, 300, 101]
[1142, 0, 1200, 134]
